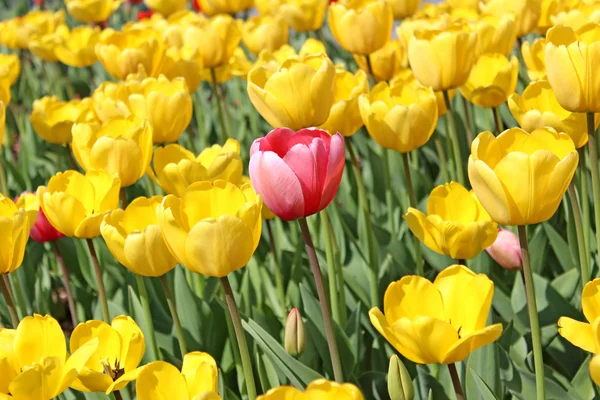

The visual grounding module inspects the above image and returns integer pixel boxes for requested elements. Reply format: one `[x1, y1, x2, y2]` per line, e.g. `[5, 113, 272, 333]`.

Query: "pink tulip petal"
[319, 133, 345, 210]
[261, 128, 297, 158]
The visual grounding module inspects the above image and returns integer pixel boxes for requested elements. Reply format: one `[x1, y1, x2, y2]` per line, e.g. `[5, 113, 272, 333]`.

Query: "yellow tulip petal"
[74, 214, 106, 239]
[442, 323, 503, 364]
[391, 316, 458, 364]
[15, 314, 66, 368]
[306, 379, 364, 399]
[156, 195, 190, 267]
[557, 317, 595, 353]
[108, 365, 145, 393]
[111, 316, 145, 374]
[71, 367, 114, 393]
[183, 181, 247, 226]
[136, 361, 189, 400]
[101, 210, 129, 268]
[448, 221, 498, 260]
[382, 276, 446, 324]
[70, 320, 120, 374]
[468, 158, 512, 225]
[181, 352, 218, 396]
[257, 386, 306, 400]
[369, 308, 426, 364]
[124, 226, 177, 277]
[57, 338, 100, 395]
[583, 280, 600, 323]
[404, 208, 444, 255]
[9, 356, 63, 400]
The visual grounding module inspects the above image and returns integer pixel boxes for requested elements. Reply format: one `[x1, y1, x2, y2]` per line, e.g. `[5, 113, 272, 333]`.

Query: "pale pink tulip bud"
[284, 308, 306, 356]
[486, 228, 522, 270]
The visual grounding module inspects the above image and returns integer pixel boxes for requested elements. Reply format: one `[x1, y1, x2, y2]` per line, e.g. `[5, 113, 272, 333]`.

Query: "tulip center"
[103, 358, 125, 381]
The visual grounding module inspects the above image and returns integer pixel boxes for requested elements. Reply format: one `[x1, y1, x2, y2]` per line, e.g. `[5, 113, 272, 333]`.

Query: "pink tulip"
[486, 228, 522, 270]
[249, 128, 345, 221]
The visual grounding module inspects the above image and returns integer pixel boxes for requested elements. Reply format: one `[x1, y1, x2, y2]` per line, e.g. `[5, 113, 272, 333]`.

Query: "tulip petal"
[86, 170, 120, 214]
[108, 365, 145, 393]
[70, 320, 120, 375]
[319, 133, 345, 211]
[468, 158, 512, 225]
[157, 195, 190, 266]
[9, 356, 63, 400]
[181, 352, 218, 396]
[368, 308, 426, 364]
[40, 191, 87, 238]
[101, 210, 129, 267]
[111, 316, 145, 374]
[15, 314, 66, 368]
[70, 367, 114, 393]
[391, 316, 458, 364]
[136, 361, 190, 400]
[383, 276, 446, 324]
[183, 181, 247, 226]
[442, 323, 503, 364]
[582, 280, 600, 324]
[448, 221, 497, 260]
[403, 209, 445, 255]
[74, 214, 106, 239]
[124, 226, 177, 277]
[537, 152, 578, 221]
[557, 317, 595, 353]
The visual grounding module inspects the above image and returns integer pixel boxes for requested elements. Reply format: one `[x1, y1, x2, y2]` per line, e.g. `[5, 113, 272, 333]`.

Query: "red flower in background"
[192, 0, 201, 12]
[31, 208, 64, 243]
[137, 9, 154, 19]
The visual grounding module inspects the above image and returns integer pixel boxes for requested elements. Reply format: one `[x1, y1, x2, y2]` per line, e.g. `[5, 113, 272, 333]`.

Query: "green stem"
[8, 273, 25, 320]
[434, 133, 451, 182]
[86, 239, 110, 323]
[0, 158, 8, 196]
[210, 69, 229, 142]
[298, 217, 344, 382]
[113, 391, 123, 400]
[382, 148, 396, 235]
[567, 184, 590, 285]
[587, 112, 600, 265]
[448, 363, 465, 400]
[220, 276, 257, 400]
[461, 95, 474, 145]
[402, 152, 424, 276]
[493, 107, 503, 135]
[266, 219, 286, 309]
[58, 63, 74, 99]
[580, 148, 591, 257]
[321, 210, 341, 325]
[443, 91, 465, 185]
[330, 210, 347, 327]
[159, 275, 188, 357]
[517, 225, 546, 400]
[53, 241, 78, 328]
[135, 274, 160, 361]
[0, 274, 18, 327]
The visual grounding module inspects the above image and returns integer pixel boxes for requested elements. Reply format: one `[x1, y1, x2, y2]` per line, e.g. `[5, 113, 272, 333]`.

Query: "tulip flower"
[481, 0, 541, 37]
[390, 69, 453, 116]
[157, 180, 262, 277]
[0, 18, 20, 50]
[12, 10, 65, 50]
[388, 0, 420, 19]
[0, 54, 20, 86]
[30, 96, 95, 145]
[0, 101, 4, 145]
[404, 182, 498, 260]
[198, 0, 254, 16]
[65, 0, 122, 23]
[29, 26, 69, 62]
[39, 170, 120, 238]
[109, 352, 219, 399]
[486, 228, 522, 270]
[247, 53, 335, 130]
[354, 40, 406, 82]
[0, 79, 8, 106]
[388, 355, 414, 400]
[460, 53, 519, 109]
[522, 38, 546, 81]
[328, 0, 394, 55]
[396, 14, 449, 49]
[508, 80, 597, 149]
[91, 81, 137, 123]
[16, 192, 63, 243]
[472, 15, 517, 58]
[101, 196, 178, 277]
[151, 139, 243, 197]
[551, 4, 600, 31]
[249, 128, 344, 221]
[279, 0, 328, 32]
[95, 28, 165, 80]
[359, 81, 438, 153]
[201, 47, 253, 83]
[144, 0, 187, 16]
[160, 46, 204, 92]
[590, 322, 600, 385]
[258, 379, 364, 399]
[370, 265, 503, 364]
[69, 316, 145, 393]
[320, 69, 369, 137]
[242, 16, 289, 56]
[468, 128, 578, 226]
[284, 308, 306, 356]
[558, 279, 600, 353]
[195, 15, 242, 69]
[255, 38, 326, 67]
[408, 24, 477, 92]
[71, 117, 153, 187]
[0, 196, 30, 275]
[55, 26, 101, 68]
[3, 314, 98, 399]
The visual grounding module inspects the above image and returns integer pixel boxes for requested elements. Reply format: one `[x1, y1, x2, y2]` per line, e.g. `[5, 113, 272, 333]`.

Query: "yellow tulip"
[30, 96, 96, 145]
[55, 26, 101, 68]
[195, 15, 242, 69]
[109, 352, 220, 399]
[161, 46, 204, 92]
[481, 0, 541, 37]
[144, 0, 187, 16]
[14, 10, 65, 50]
[370, 265, 503, 364]
[0, 18, 20, 50]
[537, 0, 559, 33]
[65, 0, 122, 23]
[473, 15, 517, 58]
[468, 128, 578, 226]
[101, 196, 178, 277]
[156, 180, 262, 277]
[404, 182, 498, 260]
[95, 28, 165, 80]
[408, 25, 477, 92]
[258, 379, 364, 399]
[446, 0, 477, 9]
[242, 16, 289, 55]
[39, 170, 121, 238]
[0, 80, 10, 107]
[5, 314, 99, 400]
[0, 101, 4, 146]
[247, 53, 335, 130]
[0, 195, 30, 275]
[320, 69, 369, 137]
[70, 316, 144, 393]
[396, 14, 449, 49]
[546, 23, 600, 113]
[91, 81, 137, 123]
[552, 3, 600, 31]
[151, 139, 243, 197]
[256, 0, 283, 16]
[72, 117, 153, 187]
[359, 81, 438, 153]
[390, 68, 455, 116]
[0, 54, 20, 86]
[0, 327, 18, 395]
[508, 80, 597, 148]
[279, 0, 328, 32]
[199, 0, 255, 15]
[29, 25, 69, 63]
[558, 279, 600, 354]
[521, 38, 546, 81]
[255, 38, 326, 68]
[590, 325, 600, 385]
[328, 0, 394, 55]
[240, 176, 276, 220]
[460, 53, 519, 108]
[201, 47, 253, 83]
[388, 0, 421, 19]
[354, 40, 406, 82]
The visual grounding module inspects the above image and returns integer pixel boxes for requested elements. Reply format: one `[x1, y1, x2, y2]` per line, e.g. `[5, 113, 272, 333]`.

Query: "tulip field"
[3, 0, 600, 399]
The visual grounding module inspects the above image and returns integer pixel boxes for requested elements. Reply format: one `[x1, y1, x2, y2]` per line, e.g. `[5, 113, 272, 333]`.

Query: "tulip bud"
[388, 355, 414, 400]
[285, 308, 306, 356]
[486, 228, 522, 270]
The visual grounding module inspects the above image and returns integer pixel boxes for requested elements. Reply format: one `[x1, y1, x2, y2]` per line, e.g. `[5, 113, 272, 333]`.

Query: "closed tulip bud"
[460, 53, 519, 109]
[96, 28, 165, 80]
[370, 265, 503, 364]
[469, 128, 578, 226]
[248, 53, 335, 130]
[320, 69, 369, 137]
[242, 16, 289, 56]
[408, 25, 477, 92]
[388, 355, 414, 400]
[388, 0, 420, 19]
[546, 23, 600, 113]
[16, 192, 64, 243]
[13, 10, 65, 50]
[279, 0, 328, 32]
[151, 139, 243, 197]
[157, 180, 262, 277]
[486, 228, 522, 270]
[359, 81, 438, 153]
[481, 0, 541, 37]
[199, 0, 254, 15]
[249, 128, 345, 221]
[55, 26, 101, 68]
[30, 96, 95, 145]
[0, 54, 20, 86]
[473, 15, 517, 58]
[329, 0, 394, 55]
[144, 0, 187, 16]
[284, 308, 306, 356]
[508, 80, 597, 148]
[39, 170, 120, 238]
[29, 25, 69, 62]
[65, 0, 122, 23]
[354, 40, 406, 82]
[72, 117, 153, 187]
[259, 379, 364, 399]
[0, 195, 30, 274]
[522, 38, 546, 81]
[194, 15, 242, 69]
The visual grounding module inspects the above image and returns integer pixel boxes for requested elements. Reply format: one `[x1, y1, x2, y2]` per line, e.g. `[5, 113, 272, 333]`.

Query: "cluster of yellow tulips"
[2, 0, 600, 398]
